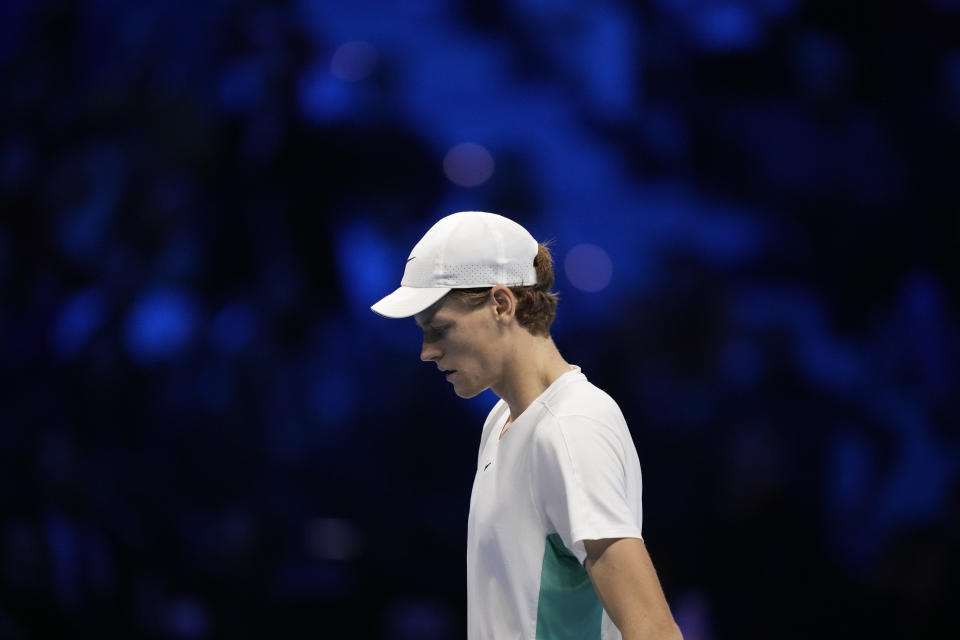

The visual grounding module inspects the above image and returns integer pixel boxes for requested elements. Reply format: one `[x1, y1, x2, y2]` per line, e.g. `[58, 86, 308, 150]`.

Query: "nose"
[420, 338, 441, 363]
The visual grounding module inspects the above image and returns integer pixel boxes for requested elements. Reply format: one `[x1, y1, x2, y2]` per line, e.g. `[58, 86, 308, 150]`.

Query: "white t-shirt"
[466, 366, 644, 640]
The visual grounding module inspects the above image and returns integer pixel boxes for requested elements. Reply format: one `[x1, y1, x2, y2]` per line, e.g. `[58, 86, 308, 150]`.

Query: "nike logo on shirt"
[484, 461, 493, 471]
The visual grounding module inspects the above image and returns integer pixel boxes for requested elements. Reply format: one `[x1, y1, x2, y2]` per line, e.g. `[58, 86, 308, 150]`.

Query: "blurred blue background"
[1, 1, 959, 638]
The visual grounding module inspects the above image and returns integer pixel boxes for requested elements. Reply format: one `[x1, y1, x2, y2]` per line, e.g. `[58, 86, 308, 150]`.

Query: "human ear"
[491, 286, 516, 322]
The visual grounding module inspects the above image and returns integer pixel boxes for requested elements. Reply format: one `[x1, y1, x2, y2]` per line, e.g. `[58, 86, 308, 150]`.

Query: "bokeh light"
[442, 142, 494, 187]
[564, 243, 614, 293]
[123, 287, 200, 365]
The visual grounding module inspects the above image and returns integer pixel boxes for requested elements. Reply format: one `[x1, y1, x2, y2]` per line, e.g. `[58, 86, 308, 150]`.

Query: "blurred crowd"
[1, 1, 958, 638]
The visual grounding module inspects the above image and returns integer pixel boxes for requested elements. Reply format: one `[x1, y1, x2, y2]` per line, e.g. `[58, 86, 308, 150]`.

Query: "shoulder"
[532, 378, 631, 459]
[544, 375, 627, 428]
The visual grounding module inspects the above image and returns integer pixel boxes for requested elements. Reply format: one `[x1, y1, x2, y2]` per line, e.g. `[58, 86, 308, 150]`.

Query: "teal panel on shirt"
[535, 533, 603, 640]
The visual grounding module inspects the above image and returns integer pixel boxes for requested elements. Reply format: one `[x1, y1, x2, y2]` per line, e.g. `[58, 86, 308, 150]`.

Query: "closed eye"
[425, 324, 449, 340]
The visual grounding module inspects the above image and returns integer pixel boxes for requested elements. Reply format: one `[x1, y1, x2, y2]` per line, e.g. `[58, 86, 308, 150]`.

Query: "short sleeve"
[530, 413, 644, 564]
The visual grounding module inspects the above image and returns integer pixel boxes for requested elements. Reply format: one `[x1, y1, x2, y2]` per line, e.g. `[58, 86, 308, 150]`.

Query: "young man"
[372, 211, 682, 640]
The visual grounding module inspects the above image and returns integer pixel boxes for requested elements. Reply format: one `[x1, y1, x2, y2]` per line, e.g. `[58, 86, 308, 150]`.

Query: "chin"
[453, 381, 487, 399]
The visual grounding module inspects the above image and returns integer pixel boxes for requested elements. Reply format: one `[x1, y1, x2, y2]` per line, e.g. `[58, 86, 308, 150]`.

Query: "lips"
[445, 370, 457, 378]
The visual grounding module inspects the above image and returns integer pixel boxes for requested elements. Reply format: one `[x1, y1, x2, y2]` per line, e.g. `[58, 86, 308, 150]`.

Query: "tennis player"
[372, 211, 682, 640]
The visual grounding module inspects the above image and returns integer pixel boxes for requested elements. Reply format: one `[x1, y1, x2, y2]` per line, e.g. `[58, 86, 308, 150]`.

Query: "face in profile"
[415, 294, 503, 399]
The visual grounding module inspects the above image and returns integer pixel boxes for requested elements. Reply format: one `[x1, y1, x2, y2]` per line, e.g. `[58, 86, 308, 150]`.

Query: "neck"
[491, 333, 574, 423]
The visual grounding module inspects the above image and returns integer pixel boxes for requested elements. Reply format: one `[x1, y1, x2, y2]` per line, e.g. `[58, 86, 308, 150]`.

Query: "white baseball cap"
[371, 211, 539, 318]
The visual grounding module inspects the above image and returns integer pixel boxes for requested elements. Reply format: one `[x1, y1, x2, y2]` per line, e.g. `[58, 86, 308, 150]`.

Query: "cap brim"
[370, 286, 451, 319]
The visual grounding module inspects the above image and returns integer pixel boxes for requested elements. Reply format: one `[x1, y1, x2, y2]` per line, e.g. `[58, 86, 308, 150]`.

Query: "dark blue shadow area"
[1, 1, 958, 638]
